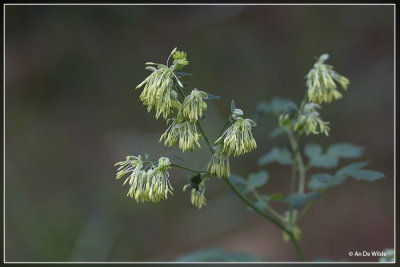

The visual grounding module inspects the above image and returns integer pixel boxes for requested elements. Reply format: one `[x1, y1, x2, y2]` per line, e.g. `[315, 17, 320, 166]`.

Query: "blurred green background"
[5, 4, 394, 262]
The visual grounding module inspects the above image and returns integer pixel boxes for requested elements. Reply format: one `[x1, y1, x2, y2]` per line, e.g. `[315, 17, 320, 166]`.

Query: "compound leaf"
[308, 173, 347, 190]
[336, 161, 370, 176]
[310, 154, 338, 168]
[346, 169, 386, 182]
[304, 143, 322, 158]
[327, 143, 364, 158]
[258, 147, 293, 166]
[284, 192, 320, 209]
[247, 170, 268, 188]
[229, 174, 249, 194]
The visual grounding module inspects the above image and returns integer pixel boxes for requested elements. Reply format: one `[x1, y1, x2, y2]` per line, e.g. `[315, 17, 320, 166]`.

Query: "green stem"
[174, 82, 214, 154]
[287, 130, 298, 194]
[291, 237, 306, 261]
[171, 163, 206, 173]
[175, 84, 186, 99]
[287, 130, 298, 225]
[296, 180, 333, 223]
[224, 177, 287, 232]
[196, 121, 214, 154]
[252, 189, 286, 221]
[287, 131, 306, 194]
[217, 118, 232, 138]
[224, 177, 305, 261]
[296, 139, 306, 194]
[175, 80, 305, 260]
[299, 94, 308, 112]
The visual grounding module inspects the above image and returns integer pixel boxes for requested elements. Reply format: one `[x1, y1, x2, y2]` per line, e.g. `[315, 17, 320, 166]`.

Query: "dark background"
[5, 4, 394, 262]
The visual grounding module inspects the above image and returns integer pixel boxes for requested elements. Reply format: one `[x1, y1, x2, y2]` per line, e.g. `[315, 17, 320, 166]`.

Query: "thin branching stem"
[251, 189, 286, 221]
[174, 70, 306, 261]
[171, 163, 206, 174]
[296, 180, 333, 223]
[196, 121, 214, 154]
[223, 176, 305, 261]
[198, 114, 306, 261]
[175, 82, 214, 154]
[287, 130, 299, 225]
[217, 117, 232, 139]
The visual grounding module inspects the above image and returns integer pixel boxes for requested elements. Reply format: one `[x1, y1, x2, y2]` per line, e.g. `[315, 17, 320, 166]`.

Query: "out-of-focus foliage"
[175, 246, 263, 262]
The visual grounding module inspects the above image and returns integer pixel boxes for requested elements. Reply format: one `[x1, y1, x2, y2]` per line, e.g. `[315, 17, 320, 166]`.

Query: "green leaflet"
[336, 161, 385, 181]
[345, 169, 386, 182]
[204, 92, 220, 100]
[256, 97, 297, 115]
[336, 161, 370, 176]
[308, 161, 385, 190]
[304, 143, 322, 158]
[248, 170, 269, 189]
[176, 71, 193, 77]
[310, 154, 338, 168]
[229, 174, 249, 194]
[284, 192, 320, 209]
[229, 171, 269, 194]
[231, 99, 236, 112]
[308, 173, 347, 190]
[269, 127, 286, 139]
[304, 142, 364, 169]
[269, 193, 284, 201]
[258, 147, 293, 166]
[327, 143, 364, 158]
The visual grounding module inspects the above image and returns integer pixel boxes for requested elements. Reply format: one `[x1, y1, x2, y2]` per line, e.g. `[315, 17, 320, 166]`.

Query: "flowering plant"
[115, 47, 257, 206]
[115, 49, 386, 262]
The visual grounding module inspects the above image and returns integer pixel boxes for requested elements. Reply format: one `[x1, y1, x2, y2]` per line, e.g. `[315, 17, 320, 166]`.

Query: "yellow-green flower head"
[172, 50, 189, 70]
[160, 119, 201, 152]
[143, 157, 173, 202]
[136, 48, 189, 120]
[207, 145, 230, 178]
[293, 103, 330, 136]
[183, 177, 206, 209]
[216, 117, 257, 156]
[136, 65, 181, 119]
[306, 54, 350, 104]
[115, 155, 145, 185]
[179, 89, 208, 122]
[114, 156, 173, 203]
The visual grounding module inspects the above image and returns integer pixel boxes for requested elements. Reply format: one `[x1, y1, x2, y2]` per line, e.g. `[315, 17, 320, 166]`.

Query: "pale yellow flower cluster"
[183, 179, 207, 209]
[217, 117, 257, 156]
[280, 103, 330, 136]
[115, 156, 173, 202]
[209, 110, 257, 178]
[280, 54, 349, 137]
[136, 64, 180, 120]
[306, 54, 349, 104]
[160, 119, 201, 152]
[207, 145, 230, 178]
[179, 89, 208, 122]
